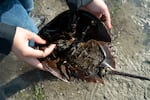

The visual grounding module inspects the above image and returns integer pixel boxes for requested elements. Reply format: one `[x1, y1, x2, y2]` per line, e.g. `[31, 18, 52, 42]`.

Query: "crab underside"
[36, 9, 115, 83]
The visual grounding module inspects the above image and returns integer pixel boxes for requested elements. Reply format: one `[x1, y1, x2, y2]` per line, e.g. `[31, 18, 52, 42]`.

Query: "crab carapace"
[35, 9, 115, 83]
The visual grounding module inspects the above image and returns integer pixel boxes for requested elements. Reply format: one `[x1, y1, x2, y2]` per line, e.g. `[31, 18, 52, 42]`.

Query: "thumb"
[102, 7, 112, 29]
[105, 20, 112, 29]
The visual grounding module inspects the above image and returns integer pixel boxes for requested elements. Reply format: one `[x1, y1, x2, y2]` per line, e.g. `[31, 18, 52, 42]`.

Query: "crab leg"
[42, 61, 69, 83]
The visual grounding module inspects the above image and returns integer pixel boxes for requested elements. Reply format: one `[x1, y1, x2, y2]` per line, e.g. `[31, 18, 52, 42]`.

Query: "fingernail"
[109, 24, 112, 29]
[108, 23, 112, 29]
[42, 40, 46, 44]
[52, 44, 56, 48]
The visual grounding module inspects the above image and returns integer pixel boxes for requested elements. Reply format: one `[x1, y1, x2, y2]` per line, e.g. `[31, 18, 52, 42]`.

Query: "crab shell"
[36, 10, 115, 83]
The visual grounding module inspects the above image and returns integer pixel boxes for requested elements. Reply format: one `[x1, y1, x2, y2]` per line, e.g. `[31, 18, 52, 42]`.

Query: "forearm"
[0, 23, 16, 55]
[66, 0, 92, 10]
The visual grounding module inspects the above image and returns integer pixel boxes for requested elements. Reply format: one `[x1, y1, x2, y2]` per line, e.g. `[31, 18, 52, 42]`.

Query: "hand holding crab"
[12, 27, 56, 70]
[81, 0, 112, 29]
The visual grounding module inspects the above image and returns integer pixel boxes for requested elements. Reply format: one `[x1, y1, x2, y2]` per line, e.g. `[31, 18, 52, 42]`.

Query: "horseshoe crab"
[36, 9, 150, 83]
[36, 9, 115, 83]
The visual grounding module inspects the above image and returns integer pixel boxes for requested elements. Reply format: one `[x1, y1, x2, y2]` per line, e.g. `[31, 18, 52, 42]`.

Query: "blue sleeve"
[66, 0, 92, 10]
[0, 23, 16, 55]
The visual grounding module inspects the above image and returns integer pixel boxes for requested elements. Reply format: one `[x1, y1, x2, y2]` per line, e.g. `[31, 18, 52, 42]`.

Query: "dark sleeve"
[66, 0, 92, 10]
[0, 23, 16, 55]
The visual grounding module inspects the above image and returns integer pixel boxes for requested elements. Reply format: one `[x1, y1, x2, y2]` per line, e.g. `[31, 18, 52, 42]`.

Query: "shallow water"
[0, 0, 150, 100]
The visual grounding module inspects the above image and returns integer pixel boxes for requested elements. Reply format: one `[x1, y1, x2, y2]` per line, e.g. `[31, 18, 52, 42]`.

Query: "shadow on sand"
[0, 69, 55, 100]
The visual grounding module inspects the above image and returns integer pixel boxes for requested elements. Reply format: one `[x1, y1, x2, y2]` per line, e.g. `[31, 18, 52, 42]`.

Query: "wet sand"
[0, 0, 150, 100]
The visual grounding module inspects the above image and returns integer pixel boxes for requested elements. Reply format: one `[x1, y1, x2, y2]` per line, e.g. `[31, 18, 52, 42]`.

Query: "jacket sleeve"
[66, 0, 92, 10]
[0, 23, 16, 55]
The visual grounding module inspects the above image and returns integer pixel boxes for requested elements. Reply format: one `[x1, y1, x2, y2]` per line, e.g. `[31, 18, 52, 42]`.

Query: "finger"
[32, 34, 46, 44]
[22, 47, 45, 57]
[24, 57, 45, 70]
[23, 44, 56, 58]
[103, 8, 112, 29]
[27, 32, 46, 44]
[98, 13, 103, 19]
[42, 44, 56, 57]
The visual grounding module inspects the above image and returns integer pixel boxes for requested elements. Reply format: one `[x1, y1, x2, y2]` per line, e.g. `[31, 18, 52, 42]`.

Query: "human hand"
[12, 27, 56, 70]
[81, 0, 112, 29]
